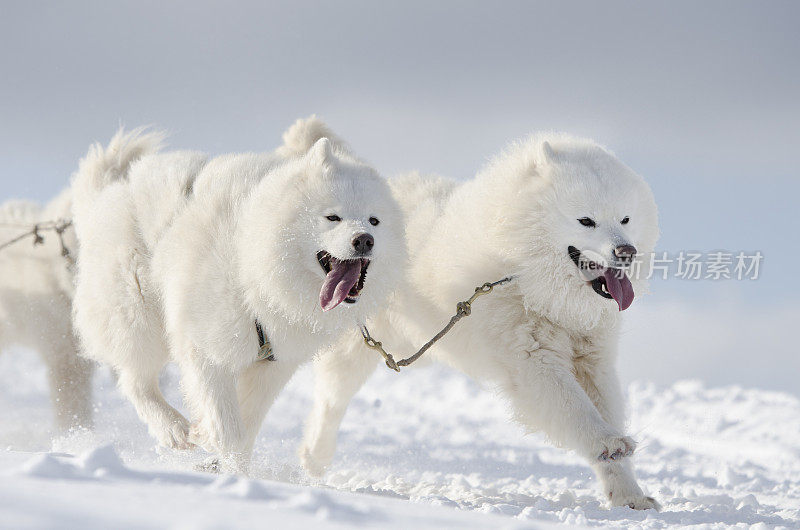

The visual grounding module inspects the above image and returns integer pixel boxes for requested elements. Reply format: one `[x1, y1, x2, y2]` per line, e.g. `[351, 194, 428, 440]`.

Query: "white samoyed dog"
[0, 190, 94, 432]
[71, 119, 405, 471]
[300, 133, 660, 509]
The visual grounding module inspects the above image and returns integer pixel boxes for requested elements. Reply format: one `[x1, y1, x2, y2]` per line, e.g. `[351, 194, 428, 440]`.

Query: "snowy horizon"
[2, 1, 797, 396]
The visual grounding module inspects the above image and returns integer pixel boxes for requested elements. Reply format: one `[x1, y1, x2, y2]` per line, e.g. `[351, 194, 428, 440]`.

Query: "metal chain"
[361, 276, 514, 372]
[53, 220, 76, 270]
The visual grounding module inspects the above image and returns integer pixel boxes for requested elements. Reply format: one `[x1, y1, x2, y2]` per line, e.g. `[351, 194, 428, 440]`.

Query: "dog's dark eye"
[578, 217, 596, 227]
[369, 217, 380, 226]
[621, 216, 630, 225]
[326, 215, 341, 222]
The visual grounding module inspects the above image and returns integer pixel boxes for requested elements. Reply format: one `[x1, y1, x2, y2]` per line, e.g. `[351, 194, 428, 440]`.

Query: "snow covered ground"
[1, 346, 798, 529]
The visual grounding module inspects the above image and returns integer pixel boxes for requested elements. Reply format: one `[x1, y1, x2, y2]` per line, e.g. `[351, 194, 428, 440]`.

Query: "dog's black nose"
[614, 244, 637, 261]
[352, 233, 374, 254]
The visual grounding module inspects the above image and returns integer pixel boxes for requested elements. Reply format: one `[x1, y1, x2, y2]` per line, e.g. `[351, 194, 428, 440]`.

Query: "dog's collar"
[255, 320, 275, 362]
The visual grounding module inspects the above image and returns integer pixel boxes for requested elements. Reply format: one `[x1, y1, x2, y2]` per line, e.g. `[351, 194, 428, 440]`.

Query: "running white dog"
[0, 191, 94, 432]
[71, 119, 405, 472]
[300, 133, 661, 509]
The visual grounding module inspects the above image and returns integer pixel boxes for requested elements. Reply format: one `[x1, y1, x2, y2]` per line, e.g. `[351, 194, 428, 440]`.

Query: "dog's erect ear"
[308, 137, 333, 165]
[541, 141, 557, 163]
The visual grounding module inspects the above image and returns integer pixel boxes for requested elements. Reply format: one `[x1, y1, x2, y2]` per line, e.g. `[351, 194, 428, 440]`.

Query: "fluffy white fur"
[300, 133, 661, 509]
[71, 119, 405, 472]
[0, 190, 94, 431]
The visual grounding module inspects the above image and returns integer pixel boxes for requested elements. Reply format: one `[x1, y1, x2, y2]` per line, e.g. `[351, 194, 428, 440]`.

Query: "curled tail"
[275, 115, 350, 158]
[71, 127, 164, 205]
[390, 171, 458, 214]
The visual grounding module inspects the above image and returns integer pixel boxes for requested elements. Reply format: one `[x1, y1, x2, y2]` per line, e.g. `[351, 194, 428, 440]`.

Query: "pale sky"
[1, 1, 797, 312]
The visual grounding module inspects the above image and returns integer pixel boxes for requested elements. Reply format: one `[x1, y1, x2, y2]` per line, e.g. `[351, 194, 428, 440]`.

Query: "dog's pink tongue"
[603, 268, 635, 311]
[320, 259, 361, 311]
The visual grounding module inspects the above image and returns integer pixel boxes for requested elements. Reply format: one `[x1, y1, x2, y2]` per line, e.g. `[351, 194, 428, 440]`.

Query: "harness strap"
[254, 320, 275, 361]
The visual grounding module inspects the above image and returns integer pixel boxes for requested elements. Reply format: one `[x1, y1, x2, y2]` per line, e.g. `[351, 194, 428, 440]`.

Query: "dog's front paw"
[188, 420, 220, 453]
[195, 456, 221, 474]
[194, 454, 249, 475]
[596, 434, 636, 462]
[298, 443, 332, 478]
[612, 493, 661, 511]
[153, 415, 194, 450]
[509, 326, 540, 358]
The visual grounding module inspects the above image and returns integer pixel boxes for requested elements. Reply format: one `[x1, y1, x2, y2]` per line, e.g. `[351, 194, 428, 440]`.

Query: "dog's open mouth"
[568, 246, 634, 311]
[317, 250, 370, 311]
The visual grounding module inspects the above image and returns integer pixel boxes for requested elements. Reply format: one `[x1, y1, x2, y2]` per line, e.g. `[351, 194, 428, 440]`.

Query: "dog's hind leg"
[74, 256, 191, 449]
[299, 332, 378, 477]
[44, 337, 95, 432]
[115, 359, 192, 450]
